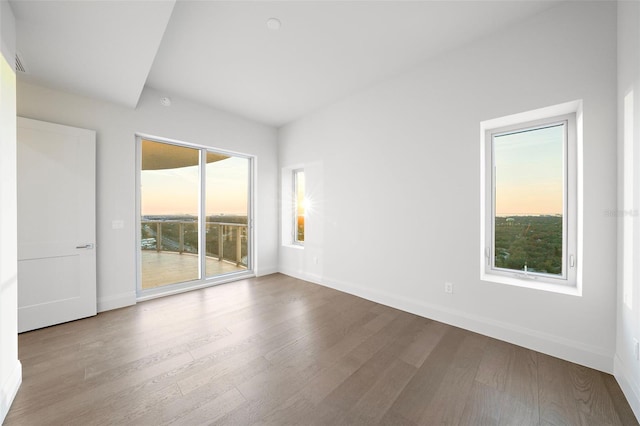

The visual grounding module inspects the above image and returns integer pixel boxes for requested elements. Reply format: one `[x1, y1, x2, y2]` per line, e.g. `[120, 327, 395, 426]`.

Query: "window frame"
[293, 168, 305, 245]
[135, 134, 256, 301]
[481, 105, 580, 294]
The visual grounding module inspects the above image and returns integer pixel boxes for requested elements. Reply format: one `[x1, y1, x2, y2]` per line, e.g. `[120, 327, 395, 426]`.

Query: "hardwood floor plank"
[69, 382, 183, 426]
[419, 333, 489, 425]
[210, 367, 320, 425]
[382, 325, 467, 423]
[458, 382, 503, 426]
[498, 393, 540, 426]
[319, 316, 424, 421]
[603, 372, 640, 426]
[259, 394, 319, 425]
[398, 319, 448, 368]
[133, 356, 271, 425]
[217, 310, 421, 425]
[229, 314, 415, 423]
[569, 364, 625, 426]
[499, 345, 539, 425]
[474, 338, 512, 391]
[170, 387, 247, 426]
[236, 307, 397, 422]
[17, 351, 195, 425]
[343, 358, 417, 424]
[177, 339, 271, 396]
[378, 408, 418, 426]
[538, 353, 583, 426]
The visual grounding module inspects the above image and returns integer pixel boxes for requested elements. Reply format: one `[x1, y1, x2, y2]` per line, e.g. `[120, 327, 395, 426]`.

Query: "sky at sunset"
[494, 124, 564, 217]
[295, 170, 305, 216]
[141, 156, 248, 216]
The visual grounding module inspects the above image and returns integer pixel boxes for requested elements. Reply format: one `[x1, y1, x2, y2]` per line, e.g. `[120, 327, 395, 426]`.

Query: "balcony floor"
[141, 250, 246, 290]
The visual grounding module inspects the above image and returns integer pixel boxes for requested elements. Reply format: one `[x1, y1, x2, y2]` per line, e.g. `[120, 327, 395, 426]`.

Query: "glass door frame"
[135, 134, 255, 301]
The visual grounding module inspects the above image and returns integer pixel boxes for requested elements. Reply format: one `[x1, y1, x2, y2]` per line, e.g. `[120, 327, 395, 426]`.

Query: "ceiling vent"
[15, 52, 26, 73]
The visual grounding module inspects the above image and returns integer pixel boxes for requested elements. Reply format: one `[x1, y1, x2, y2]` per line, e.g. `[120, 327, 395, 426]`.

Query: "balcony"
[141, 220, 248, 289]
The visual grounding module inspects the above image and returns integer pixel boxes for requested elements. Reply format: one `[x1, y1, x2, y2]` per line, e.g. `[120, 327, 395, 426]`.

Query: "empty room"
[1, 0, 640, 424]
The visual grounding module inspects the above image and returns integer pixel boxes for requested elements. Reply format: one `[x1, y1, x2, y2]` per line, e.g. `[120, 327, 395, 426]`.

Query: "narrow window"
[293, 169, 305, 244]
[482, 106, 578, 291]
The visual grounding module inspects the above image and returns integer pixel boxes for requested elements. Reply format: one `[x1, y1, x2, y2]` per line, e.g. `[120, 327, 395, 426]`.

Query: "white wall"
[616, 0, 640, 418]
[279, 1, 618, 373]
[0, 0, 21, 422]
[17, 82, 279, 312]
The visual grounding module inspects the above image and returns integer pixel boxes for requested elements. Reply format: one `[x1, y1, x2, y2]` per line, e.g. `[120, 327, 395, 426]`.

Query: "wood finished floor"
[5, 273, 638, 426]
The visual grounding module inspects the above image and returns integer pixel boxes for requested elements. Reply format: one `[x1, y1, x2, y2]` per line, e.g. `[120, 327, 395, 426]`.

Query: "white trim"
[0, 360, 22, 424]
[97, 291, 136, 312]
[481, 100, 583, 130]
[250, 156, 258, 276]
[135, 132, 253, 160]
[614, 355, 640, 422]
[198, 149, 207, 282]
[281, 270, 614, 373]
[280, 163, 306, 248]
[479, 272, 581, 296]
[282, 244, 304, 251]
[135, 135, 143, 296]
[248, 156, 256, 275]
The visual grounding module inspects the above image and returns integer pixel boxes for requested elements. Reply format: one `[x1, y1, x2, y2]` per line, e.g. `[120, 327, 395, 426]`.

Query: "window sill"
[481, 272, 581, 296]
[283, 243, 304, 250]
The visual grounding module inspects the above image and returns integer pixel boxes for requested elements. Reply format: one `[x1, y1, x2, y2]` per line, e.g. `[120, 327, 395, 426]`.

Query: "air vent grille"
[15, 52, 26, 73]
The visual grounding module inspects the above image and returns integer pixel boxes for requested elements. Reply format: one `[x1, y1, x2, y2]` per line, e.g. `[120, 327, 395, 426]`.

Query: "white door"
[17, 117, 97, 333]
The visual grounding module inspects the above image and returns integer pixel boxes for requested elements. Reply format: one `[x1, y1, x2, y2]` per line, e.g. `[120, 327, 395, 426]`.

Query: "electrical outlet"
[634, 338, 639, 361]
[444, 282, 453, 294]
[313, 256, 319, 264]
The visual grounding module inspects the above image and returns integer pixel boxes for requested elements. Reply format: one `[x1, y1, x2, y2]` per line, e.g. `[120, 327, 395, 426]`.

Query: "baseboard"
[614, 355, 640, 422]
[279, 269, 613, 373]
[97, 291, 136, 312]
[256, 265, 279, 277]
[279, 266, 322, 284]
[0, 360, 22, 424]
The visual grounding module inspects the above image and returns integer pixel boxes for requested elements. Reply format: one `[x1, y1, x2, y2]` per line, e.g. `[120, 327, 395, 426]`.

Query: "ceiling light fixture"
[266, 18, 281, 30]
[160, 96, 172, 107]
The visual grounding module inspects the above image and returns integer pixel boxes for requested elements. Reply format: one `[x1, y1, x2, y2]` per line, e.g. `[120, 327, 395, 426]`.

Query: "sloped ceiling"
[11, 0, 562, 127]
[11, 0, 176, 108]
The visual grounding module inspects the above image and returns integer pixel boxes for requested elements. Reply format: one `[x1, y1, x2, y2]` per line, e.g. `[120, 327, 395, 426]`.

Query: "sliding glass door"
[205, 156, 249, 277]
[138, 137, 252, 295]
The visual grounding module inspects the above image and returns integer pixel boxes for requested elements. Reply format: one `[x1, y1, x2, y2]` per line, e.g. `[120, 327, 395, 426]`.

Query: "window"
[293, 169, 305, 244]
[481, 103, 580, 292]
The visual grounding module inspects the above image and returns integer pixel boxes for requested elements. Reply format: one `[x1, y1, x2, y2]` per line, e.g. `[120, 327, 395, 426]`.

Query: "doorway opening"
[137, 136, 253, 298]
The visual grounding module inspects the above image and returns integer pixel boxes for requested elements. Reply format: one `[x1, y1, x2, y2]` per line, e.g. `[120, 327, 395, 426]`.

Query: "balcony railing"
[141, 220, 248, 266]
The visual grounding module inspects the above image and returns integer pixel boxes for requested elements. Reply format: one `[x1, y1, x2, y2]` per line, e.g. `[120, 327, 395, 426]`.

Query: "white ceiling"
[10, 0, 563, 127]
[11, 0, 175, 108]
